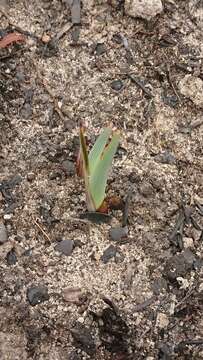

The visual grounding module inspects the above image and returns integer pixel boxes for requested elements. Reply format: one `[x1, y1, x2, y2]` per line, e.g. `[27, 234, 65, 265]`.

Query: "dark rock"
[79, 212, 112, 224]
[71, 323, 96, 356]
[0, 223, 8, 244]
[27, 285, 49, 306]
[55, 239, 74, 256]
[109, 226, 128, 242]
[139, 181, 154, 197]
[101, 245, 117, 264]
[6, 248, 17, 265]
[163, 249, 196, 282]
[61, 160, 75, 176]
[154, 151, 176, 165]
[95, 43, 106, 56]
[111, 79, 124, 91]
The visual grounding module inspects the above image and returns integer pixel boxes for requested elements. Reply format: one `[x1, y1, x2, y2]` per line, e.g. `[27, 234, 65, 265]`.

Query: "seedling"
[78, 126, 120, 212]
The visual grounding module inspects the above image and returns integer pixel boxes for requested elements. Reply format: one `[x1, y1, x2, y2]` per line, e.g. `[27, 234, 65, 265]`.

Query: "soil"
[0, 1, 203, 359]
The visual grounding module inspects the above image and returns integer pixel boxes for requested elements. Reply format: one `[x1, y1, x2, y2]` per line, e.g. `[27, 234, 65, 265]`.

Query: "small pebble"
[0, 223, 8, 244]
[79, 212, 112, 224]
[27, 285, 49, 306]
[154, 151, 176, 165]
[183, 237, 194, 249]
[63, 287, 83, 304]
[95, 43, 106, 56]
[6, 248, 17, 265]
[3, 214, 12, 220]
[55, 239, 74, 256]
[101, 245, 117, 264]
[111, 79, 124, 91]
[156, 312, 169, 328]
[109, 226, 128, 242]
[41, 33, 51, 43]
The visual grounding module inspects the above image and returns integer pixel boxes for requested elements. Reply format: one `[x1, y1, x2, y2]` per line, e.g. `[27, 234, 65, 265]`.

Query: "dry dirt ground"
[0, 1, 203, 359]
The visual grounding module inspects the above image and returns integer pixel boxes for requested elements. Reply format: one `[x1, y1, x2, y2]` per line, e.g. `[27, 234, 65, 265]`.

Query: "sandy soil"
[0, 1, 202, 359]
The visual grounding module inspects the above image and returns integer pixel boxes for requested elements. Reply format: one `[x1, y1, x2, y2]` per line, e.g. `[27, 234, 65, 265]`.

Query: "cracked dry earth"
[0, 1, 203, 359]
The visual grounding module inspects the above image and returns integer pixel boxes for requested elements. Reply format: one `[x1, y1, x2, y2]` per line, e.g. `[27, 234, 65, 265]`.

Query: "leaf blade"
[89, 131, 120, 210]
[88, 127, 112, 174]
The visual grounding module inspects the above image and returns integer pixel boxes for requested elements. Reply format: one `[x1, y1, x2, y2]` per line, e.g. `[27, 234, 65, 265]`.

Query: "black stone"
[6, 248, 17, 265]
[111, 79, 124, 91]
[79, 212, 112, 224]
[55, 239, 74, 256]
[101, 245, 117, 264]
[27, 285, 49, 306]
[95, 43, 106, 56]
[109, 226, 128, 242]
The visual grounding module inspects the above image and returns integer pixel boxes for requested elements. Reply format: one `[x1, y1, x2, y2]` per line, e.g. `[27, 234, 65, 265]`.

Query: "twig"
[128, 74, 154, 98]
[175, 287, 195, 309]
[166, 64, 181, 102]
[33, 219, 51, 243]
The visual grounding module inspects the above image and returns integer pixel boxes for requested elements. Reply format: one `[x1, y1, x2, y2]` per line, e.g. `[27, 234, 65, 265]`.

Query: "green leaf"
[88, 128, 112, 174]
[89, 131, 120, 210]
